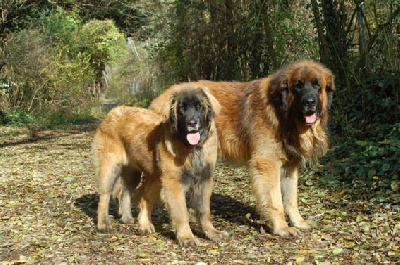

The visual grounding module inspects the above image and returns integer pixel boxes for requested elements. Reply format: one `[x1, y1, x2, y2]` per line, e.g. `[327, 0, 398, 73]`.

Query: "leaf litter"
[0, 124, 399, 264]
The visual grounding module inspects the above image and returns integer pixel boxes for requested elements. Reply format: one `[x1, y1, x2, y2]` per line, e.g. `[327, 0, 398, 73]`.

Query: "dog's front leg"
[161, 178, 198, 247]
[281, 164, 316, 230]
[192, 177, 229, 241]
[249, 157, 299, 236]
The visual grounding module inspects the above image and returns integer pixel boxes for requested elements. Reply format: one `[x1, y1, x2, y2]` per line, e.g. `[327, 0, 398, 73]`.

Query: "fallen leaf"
[332, 247, 343, 255]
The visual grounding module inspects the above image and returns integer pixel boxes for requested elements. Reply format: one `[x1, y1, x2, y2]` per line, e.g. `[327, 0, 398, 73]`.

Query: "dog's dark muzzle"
[301, 94, 318, 125]
[301, 94, 317, 112]
[186, 119, 200, 132]
[185, 117, 201, 146]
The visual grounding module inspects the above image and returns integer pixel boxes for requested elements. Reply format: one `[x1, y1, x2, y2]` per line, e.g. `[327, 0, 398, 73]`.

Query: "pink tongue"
[305, 113, 317, 124]
[186, 132, 201, 145]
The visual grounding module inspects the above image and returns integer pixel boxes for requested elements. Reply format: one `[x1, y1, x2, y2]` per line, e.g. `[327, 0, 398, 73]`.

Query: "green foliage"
[44, 48, 96, 117]
[322, 127, 400, 190]
[43, 112, 97, 128]
[40, 6, 82, 49]
[0, 110, 97, 128]
[74, 19, 127, 77]
[322, 72, 400, 191]
[0, 29, 52, 113]
[0, 27, 97, 122]
[331, 72, 400, 140]
[41, 8, 126, 79]
[271, 4, 318, 64]
[0, 0, 48, 35]
[1, 7, 128, 126]
[154, 0, 319, 84]
[1, 111, 38, 127]
[76, 0, 150, 38]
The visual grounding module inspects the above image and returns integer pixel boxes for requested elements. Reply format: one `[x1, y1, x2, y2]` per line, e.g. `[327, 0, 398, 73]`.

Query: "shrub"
[0, 29, 52, 113]
[322, 72, 400, 191]
[73, 19, 127, 80]
[40, 6, 82, 50]
[0, 9, 129, 126]
[43, 49, 96, 119]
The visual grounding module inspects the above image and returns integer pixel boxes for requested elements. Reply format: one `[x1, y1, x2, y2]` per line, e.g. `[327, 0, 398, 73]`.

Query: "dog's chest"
[181, 150, 212, 186]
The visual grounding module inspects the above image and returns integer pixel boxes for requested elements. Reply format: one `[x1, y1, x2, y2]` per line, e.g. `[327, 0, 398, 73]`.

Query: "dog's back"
[93, 106, 162, 176]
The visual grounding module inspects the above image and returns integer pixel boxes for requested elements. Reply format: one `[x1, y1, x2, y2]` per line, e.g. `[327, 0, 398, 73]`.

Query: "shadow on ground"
[74, 191, 268, 238]
[0, 123, 98, 148]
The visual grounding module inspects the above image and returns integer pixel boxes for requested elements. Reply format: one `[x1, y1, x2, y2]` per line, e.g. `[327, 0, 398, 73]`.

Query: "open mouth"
[186, 130, 201, 145]
[303, 112, 317, 125]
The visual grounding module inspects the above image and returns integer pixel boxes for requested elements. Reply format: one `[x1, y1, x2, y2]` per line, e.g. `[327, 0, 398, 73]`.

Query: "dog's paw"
[177, 235, 199, 247]
[97, 218, 111, 231]
[120, 215, 135, 224]
[138, 222, 155, 234]
[293, 219, 316, 230]
[273, 226, 300, 236]
[205, 228, 229, 242]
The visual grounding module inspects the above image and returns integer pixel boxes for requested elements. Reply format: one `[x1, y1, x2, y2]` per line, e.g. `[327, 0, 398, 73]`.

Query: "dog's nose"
[187, 120, 197, 126]
[302, 95, 316, 107]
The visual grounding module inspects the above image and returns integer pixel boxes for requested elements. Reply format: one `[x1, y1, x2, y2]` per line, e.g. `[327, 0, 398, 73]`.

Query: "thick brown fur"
[150, 60, 335, 236]
[92, 86, 227, 246]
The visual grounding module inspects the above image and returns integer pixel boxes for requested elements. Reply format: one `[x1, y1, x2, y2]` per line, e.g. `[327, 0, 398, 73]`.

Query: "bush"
[321, 72, 400, 191]
[0, 28, 97, 125]
[1, 111, 38, 126]
[43, 49, 96, 119]
[40, 6, 82, 50]
[0, 9, 129, 126]
[0, 29, 52, 113]
[74, 19, 127, 80]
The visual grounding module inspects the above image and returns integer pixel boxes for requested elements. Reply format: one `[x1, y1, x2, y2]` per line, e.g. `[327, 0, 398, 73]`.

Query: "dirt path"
[0, 125, 398, 264]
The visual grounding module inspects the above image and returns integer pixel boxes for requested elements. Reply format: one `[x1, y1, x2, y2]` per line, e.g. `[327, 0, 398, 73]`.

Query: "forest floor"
[0, 124, 399, 265]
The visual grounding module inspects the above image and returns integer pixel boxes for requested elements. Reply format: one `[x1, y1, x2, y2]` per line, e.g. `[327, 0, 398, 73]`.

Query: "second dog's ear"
[162, 93, 178, 131]
[197, 86, 221, 116]
[197, 86, 215, 127]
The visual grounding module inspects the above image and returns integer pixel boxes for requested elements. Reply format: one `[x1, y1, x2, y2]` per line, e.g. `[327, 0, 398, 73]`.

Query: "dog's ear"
[280, 86, 289, 112]
[197, 86, 220, 124]
[161, 92, 178, 131]
[315, 63, 335, 111]
[197, 86, 221, 116]
[325, 74, 335, 110]
[269, 68, 290, 112]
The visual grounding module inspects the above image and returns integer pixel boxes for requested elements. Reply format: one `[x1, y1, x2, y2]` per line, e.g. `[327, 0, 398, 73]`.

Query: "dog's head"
[271, 61, 335, 126]
[163, 86, 220, 147]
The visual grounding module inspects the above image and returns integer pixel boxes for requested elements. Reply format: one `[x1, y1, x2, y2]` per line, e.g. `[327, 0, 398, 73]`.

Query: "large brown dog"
[150, 61, 335, 236]
[92, 86, 228, 246]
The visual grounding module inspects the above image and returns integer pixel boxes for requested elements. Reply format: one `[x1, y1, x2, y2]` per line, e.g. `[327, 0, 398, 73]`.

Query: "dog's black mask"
[281, 78, 322, 125]
[288, 78, 321, 126]
[170, 90, 213, 147]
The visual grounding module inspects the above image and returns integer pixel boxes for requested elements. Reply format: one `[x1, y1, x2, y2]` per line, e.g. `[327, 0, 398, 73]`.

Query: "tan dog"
[150, 61, 335, 236]
[92, 86, 228, 246]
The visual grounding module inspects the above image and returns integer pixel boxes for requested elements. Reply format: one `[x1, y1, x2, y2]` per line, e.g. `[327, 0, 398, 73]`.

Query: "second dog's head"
[163, 86, 220, 148]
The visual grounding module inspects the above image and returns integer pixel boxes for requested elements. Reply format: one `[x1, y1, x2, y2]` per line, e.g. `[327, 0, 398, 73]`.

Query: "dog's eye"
[195, 103, 202, 111]
[179, 104, 187, 112]
[312, 80, 321, 90]
[294, 81, 303, 91]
